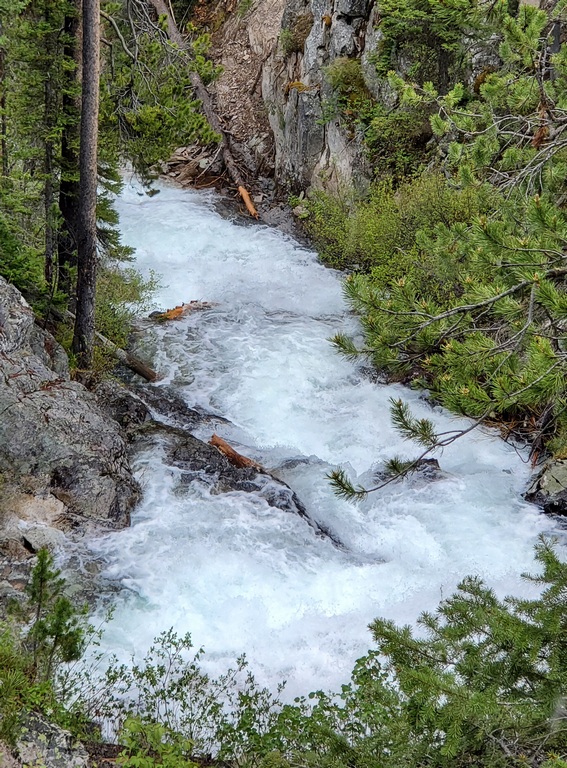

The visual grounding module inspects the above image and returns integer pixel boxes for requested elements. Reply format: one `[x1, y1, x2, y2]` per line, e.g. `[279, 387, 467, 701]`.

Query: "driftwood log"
[65, 310, 160, 382]
[148, 0, 259, 218]
[209, 434, 264, 470]
[150, 301, 217, 321]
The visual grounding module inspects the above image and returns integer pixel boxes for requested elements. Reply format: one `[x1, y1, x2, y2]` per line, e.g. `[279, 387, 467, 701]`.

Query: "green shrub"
[304, 173, 494, 276]
[363, 104, 432, 179]
[95, 265, 159, 348]
[280, 13, 313, 57]
[0, 549, 89, 744]
[324, 57, 367, 98]
[118, 717, 198, 768]
[0, 212, 45, 297]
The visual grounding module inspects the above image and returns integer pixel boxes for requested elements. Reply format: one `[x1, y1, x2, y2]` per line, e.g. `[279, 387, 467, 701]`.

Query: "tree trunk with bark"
[58, 1, 82, 292]
[43, 1, 58, 287]
[72, 0, 100, 371]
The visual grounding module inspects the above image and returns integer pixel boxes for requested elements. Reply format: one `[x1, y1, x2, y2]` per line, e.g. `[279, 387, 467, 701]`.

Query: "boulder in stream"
[525, 458, 567, 515]
[133, 419, 344, 547]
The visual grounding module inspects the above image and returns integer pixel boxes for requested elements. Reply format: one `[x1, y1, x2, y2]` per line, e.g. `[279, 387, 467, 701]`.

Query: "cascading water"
[90, 177, 558, 699]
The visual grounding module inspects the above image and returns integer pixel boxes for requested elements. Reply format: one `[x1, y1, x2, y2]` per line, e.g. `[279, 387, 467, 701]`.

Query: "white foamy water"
[89, 178, 559, 699]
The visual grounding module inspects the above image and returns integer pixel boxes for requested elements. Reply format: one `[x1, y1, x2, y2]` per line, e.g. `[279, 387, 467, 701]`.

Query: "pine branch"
[330, 333, 365, 361]
[327, 468, 368, 501]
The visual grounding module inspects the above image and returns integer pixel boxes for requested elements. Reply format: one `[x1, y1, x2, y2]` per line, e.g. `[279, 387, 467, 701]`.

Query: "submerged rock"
[525, 458, 567, 515]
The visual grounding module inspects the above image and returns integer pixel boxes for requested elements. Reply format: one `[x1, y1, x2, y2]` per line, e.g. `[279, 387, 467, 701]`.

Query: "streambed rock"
[525, 458, 567, 516]
[0, 276, 140, 551]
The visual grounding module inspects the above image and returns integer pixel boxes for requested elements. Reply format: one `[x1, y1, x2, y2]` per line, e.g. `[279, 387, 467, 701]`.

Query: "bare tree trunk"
[43, 3, 58, 287]
[72, 0, 100, 371]
[58, 1, 82, 292]
[0, 28, 7, 176]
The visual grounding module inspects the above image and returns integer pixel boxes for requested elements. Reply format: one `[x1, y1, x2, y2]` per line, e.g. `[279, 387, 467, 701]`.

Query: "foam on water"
[89, 178, 559, 698]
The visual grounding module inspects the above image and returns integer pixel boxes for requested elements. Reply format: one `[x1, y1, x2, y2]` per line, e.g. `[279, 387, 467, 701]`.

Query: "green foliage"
[0, 210, 45, 296]
[96, 265, 159, 348]
[304, 172, 493, 273]
[324, 57, 367, 97]
[279, 13, 313, 57]
[118, 717, 198, 768]
[100, 24, 221, 176]
[363, 104, 432, 179]
[333, 189, 567, 456]
[373, 0, 499, 87]
[392, 6, 567, 195]
[20, 549, 86, 684]
[0, 0, 222, 372]
[0, 548, 88, 744]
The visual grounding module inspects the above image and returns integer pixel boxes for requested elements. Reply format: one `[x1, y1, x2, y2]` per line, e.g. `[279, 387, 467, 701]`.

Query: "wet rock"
[374, 457, 446, 484]
[525, 458, 567, 515]
[129, 383, 216, 430]
[17, 715, 89, 768]
[413, 458, 444, 480]
[144, 424, 343, 546]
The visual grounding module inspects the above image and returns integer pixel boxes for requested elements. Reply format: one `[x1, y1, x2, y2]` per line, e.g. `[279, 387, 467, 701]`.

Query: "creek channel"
[88, 177, 560, 700]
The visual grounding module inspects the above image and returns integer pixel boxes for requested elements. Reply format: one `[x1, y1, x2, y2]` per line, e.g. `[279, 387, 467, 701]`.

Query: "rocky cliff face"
[261, 0, 375, 192]
[0, 277, 140, 563]
[210, 0, 505, 195]
[211, 0, 377, 193]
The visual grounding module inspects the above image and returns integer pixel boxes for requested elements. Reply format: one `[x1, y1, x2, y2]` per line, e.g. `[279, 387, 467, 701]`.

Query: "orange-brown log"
[238, 186, 259, 219]
[152, 301, 217, 321]
[209, 434, 263, 470]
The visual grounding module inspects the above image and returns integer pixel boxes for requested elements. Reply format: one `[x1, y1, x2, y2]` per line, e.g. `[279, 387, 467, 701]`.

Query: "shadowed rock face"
[0, 277, 140, 539]
[525, 459, 567, 516]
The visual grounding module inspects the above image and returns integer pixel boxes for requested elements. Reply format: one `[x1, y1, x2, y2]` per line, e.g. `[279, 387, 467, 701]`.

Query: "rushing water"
[89, 178, 559, 699]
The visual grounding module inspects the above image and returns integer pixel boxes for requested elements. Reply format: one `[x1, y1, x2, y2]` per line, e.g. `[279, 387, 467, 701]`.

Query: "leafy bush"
[118, 717, 198, 768]
[324, 57, 367, 98]
[363, 104, 432, 179]
[304, 172, 494, 275]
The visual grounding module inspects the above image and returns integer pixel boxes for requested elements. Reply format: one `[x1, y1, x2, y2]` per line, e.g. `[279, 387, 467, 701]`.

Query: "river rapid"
[89, 178, 559, 699]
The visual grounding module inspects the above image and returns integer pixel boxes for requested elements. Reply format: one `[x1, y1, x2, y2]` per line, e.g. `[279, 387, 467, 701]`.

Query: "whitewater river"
[89, 178, 560, 699]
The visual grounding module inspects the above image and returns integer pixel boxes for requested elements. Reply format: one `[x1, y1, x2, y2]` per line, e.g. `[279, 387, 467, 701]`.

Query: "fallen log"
[64, 310, 160, 382]
[209, 434, 264, 470]
[147, 0, 259, 218]
[150, 301, 217, 321]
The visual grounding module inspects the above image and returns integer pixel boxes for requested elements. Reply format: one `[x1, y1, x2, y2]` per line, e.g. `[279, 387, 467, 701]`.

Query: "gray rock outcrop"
[16, 715, 89, 768]
[0, 277, 140, 550]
